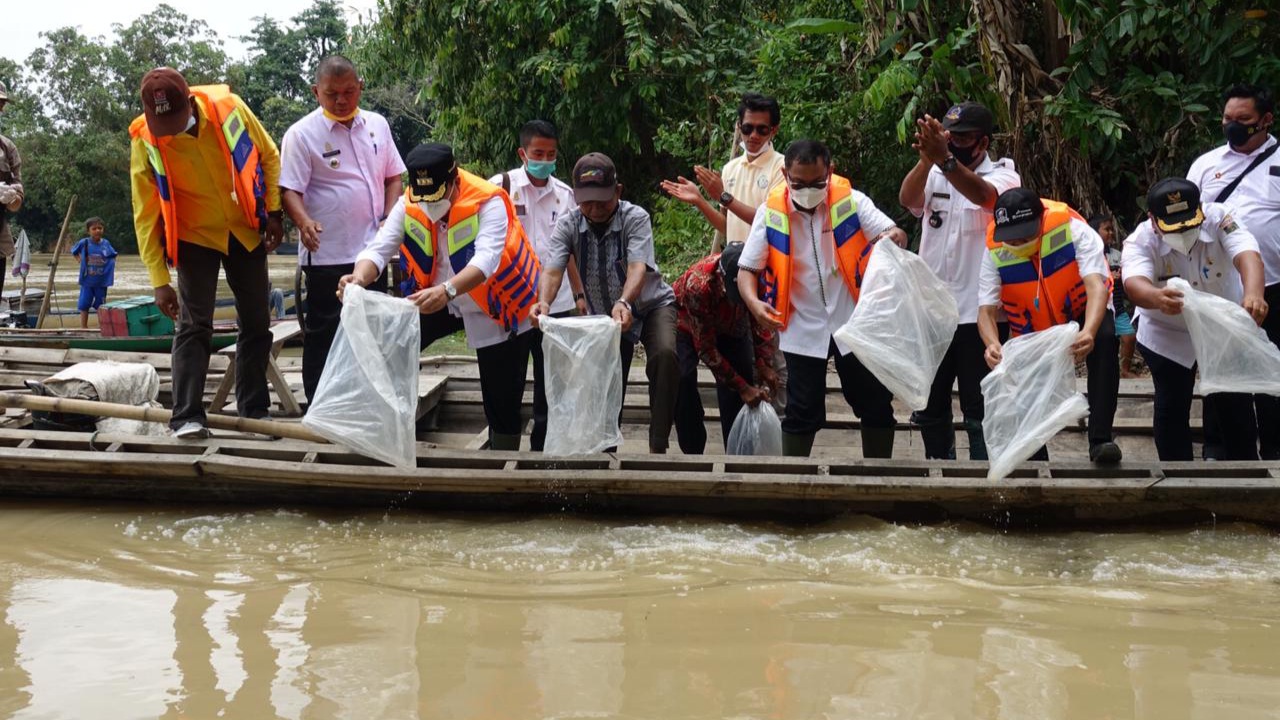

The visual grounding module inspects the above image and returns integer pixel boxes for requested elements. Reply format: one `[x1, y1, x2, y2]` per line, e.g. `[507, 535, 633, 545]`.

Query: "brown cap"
[572, 152, 618, 203]
[140, 68, 192, 137]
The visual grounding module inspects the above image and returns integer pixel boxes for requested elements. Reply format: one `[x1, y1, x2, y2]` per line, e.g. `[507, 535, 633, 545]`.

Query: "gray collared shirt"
[544, 200, 675, 317]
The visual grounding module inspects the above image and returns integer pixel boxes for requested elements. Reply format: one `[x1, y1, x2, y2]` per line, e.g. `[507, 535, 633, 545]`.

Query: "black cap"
[942, 101, 994, 137]
[572, 152, 618, 203]
[719, 242, 744, 306]
[992, 187, 1045, 242]
[405, 143, 458, 203]
[1147, 177, 1205, 232]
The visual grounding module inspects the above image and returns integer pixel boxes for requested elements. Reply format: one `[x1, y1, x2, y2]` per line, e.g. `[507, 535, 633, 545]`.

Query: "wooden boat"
[0, 327, 239, 352]
[0, 352, 1275, 526]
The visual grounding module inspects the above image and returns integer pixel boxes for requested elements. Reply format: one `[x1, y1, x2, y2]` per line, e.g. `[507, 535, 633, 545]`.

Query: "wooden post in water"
[35, 195, 77, 329]
[0, 392, 329, 443]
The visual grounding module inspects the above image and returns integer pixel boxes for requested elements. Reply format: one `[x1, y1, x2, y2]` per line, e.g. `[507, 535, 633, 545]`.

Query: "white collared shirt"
[977, 216, 1112, 311]
[279, 108, 406, 266]
[1121, 203, 1260, 368]
[739, 188, 897, 359]
[489, 167, 576, 313]
[1186, 135, 1280, 285]
[907, 154, 1021, 323]
[358, 195, 530, 349]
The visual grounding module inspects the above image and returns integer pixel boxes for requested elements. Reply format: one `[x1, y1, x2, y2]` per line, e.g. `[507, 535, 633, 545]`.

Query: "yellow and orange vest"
[756, 174, 872, 330]
[985, 199, 1110, 336]
[400, 169, 541, 333]
[129, 85, 267, 267]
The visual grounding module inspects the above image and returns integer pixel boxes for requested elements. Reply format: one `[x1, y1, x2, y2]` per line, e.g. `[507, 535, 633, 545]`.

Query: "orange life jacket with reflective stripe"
[985, 199, 1110, 336]
[129, 85, 267, 267]
[400, 169, 541, 333]
[757, 174, 871, 330]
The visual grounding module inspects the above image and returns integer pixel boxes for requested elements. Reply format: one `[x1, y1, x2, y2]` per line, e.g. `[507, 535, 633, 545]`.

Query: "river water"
[0, 503, 1275, 719]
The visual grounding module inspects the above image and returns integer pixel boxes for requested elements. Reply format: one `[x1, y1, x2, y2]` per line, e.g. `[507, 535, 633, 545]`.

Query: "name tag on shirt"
[322, 149, 340, 158]
[1270, 166, 1280, 176]
[514, 204, 527, 216]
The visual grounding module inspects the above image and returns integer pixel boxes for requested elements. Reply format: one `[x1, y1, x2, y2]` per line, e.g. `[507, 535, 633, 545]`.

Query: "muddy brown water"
[0, 504, 1276, 719]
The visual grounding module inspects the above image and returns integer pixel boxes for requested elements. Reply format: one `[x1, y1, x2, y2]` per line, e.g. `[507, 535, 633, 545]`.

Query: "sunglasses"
[739, 123, 775, 137]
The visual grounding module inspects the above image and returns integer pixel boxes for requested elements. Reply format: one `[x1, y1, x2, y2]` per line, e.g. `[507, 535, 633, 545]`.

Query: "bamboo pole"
[0, 392, 328, 443]
[36, 195, 77, 329]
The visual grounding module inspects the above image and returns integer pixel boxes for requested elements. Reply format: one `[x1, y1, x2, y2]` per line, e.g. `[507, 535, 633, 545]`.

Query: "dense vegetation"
[1, 0, 1276, 276]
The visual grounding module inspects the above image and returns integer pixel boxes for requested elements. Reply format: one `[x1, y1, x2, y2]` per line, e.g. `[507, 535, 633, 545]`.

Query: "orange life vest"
[129, 85, 268, 267]
[757, 174, 871, 330]
[400, 169, 541, 333]
[985, 199, 1110, 336]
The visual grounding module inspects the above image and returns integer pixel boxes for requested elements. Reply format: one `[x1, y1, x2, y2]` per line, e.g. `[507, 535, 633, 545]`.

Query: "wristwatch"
[267, 210, 284, 220]
[719, 191, 734, 206]
[939, 155, 959, 173]
[615, 298, 633, 313]
[443, 280, 458, 300]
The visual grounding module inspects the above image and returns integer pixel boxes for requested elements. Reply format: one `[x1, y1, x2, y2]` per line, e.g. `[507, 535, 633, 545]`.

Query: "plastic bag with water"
[303, 285, 421, 467]
[1168, 277, 1280, 396]
[833, 239, 959, 410]
[725, 402, 783, 456]
[981, 322, 1089, 481]
[540, 315, 623, 455]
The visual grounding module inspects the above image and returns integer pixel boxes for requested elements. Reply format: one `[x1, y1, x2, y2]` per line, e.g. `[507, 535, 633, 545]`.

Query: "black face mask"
[1224, 120, 1264, 149]
[948, 140, 982, 167]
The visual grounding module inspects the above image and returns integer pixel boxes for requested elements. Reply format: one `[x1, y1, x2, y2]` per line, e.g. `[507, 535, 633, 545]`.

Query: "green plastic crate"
[99, 295, 175, 337]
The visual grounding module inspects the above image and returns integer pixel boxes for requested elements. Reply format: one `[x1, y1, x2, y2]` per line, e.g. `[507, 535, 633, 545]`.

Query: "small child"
[70, 217, 118, 328]
[1089, 213, 1138, 378]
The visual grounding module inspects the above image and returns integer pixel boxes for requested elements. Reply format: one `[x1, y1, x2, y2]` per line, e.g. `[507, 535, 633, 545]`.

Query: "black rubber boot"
[964, 419, 989, 461]
[781, 431, 816, 457]
[918, 418, 956, 460]
[861, 426, 895, 459]
[489, 433, 522, 451]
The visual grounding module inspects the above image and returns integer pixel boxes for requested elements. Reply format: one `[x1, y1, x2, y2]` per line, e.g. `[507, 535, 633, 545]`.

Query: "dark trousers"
[419, 309, 531, 439]
[1141, 342, 1258, 461]
[527, 309, 575, 451]
[301, 262, 387, 403]
[619, 304, 679, 451]
[1254, 282, 1280, 459]
[673, 329, 754, 454]
[171, 238, 271, 427]
[782, 338, 896, 436]
[918, 323, 995, 459]
[1028, 311, 1120, 460]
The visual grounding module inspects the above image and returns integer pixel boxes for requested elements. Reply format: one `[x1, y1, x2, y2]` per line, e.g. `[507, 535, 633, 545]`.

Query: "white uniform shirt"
[739, 188, 897, 359]
[488, 167, 576, 313]
[1121, 203, 1260, 368]
[906, 155, 1021, 323]
[358, 195, 530, 349]
[978, 216, 1112, 311]
[279, 109, 406, 265]
[1187, 135, 1280, 285]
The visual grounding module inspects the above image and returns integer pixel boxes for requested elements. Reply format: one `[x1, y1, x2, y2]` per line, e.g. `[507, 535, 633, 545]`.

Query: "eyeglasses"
[739, 123, 775, 137]
[787, 179, 828, 190]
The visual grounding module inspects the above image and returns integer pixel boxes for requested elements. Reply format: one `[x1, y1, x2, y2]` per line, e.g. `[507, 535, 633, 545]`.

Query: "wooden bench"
[208, 321, 304, 417]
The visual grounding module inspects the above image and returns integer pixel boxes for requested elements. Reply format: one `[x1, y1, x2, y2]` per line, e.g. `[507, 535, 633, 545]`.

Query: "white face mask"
[184, 112, 196, 132]
[740, 140, 774, 159]
[790, 186, 826, 210]
[419, 199, 452, 222]
[1161, 226, 1200, 254]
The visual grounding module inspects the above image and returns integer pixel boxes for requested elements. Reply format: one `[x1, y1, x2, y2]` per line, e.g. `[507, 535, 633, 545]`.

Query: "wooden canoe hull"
[0, 330, 238, 352]
[0, 429, 1276, 526]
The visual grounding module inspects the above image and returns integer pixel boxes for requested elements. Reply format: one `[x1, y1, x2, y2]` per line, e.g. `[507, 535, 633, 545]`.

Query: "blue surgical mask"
[526, 159, 556, 180]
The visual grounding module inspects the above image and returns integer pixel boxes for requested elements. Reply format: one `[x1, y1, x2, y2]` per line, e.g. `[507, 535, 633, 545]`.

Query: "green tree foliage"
[228, 0, 350, 141]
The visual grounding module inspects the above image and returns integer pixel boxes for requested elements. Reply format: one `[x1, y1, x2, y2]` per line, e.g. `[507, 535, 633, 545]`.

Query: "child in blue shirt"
[70, 217, 117, 328]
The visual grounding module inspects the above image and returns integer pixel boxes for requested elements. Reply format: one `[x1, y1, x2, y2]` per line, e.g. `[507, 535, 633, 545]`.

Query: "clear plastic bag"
[302, 285, 421, 467]
[1168, 277, 1280, 395]
[981, 322, 1090, 480]
[833, 239, 959, 410]
[725, 402, 783, 456]
[540, 315, 623, 454]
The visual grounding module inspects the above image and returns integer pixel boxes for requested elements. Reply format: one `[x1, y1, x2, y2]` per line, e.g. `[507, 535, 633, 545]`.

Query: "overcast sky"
[4, 0, 379, 65]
